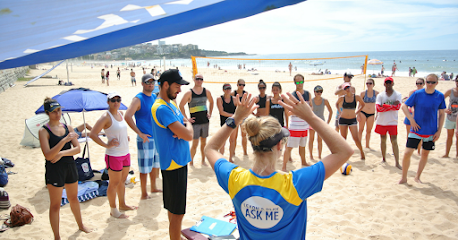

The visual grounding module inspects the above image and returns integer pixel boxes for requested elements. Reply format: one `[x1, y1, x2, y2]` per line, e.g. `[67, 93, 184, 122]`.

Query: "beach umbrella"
[35, 88, 128, 158]
[0, 0, 306, 70]
[367, 59, 383, 73]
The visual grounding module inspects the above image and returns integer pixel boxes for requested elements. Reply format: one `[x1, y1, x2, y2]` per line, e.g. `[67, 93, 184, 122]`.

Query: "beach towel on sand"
[61, 182, 99, 206]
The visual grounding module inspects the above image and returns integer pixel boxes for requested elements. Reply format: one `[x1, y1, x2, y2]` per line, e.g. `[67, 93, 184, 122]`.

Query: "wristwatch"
[225, 117, 237, 129]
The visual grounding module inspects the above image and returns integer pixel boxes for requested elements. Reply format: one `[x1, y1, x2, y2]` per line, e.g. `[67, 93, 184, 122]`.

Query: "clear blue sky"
[161, 0, 458, 54]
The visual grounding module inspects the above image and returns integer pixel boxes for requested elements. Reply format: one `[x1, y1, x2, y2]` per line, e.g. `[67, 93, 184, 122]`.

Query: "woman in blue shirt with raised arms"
[205, 93, 354, 240]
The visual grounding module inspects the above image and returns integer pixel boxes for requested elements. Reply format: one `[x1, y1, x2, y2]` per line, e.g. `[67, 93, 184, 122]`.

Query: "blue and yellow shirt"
[151, 98, 191, 170]
[214, 159, 325, 240]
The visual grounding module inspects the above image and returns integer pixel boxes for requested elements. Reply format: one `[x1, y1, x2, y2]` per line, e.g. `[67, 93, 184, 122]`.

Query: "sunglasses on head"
[416, 82, 424, 85]
[195, 78, 204, 81]
[295, 81, 304, 85]
[238, 84, 245, 87]
[426, 81, 437, 84]
[109, 98, 121, 103]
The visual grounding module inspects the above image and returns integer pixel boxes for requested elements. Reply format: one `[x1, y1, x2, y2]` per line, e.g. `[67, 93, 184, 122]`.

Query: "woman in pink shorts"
[90, 91, 137, 219]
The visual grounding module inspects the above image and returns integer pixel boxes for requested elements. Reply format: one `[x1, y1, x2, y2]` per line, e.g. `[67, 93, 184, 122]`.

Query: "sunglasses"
[224, 88, 232, 90]
[315, 91, 323, 93]
[238, 84, 245, 87]
[416, 82, 424, 85]
[195, 78, 204, 81]
[259, 87, 266, 90]
[426, 81, 437, 84]
[295, 81, 304, 85]
[366, 82, 373, 85]
[144, 81, 155, 85]
[385, 81, 393, 84]
[109, 98, 121, 103]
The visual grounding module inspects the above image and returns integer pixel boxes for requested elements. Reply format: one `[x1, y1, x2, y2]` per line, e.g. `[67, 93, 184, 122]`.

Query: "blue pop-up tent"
[0, 0, 306, 70]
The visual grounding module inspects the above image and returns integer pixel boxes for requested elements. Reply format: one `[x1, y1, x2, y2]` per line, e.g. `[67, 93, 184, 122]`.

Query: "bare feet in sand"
[79, 225, 92, 233]
[119, 205, 138, 211]
[441, 155, 450, 158]
[414, 177, 423, 184]
[398, 178, 407, 184]
[201, 161, 208, 166]
[395, 164, 402, 170]
[151, 188, 162, 193]
[110, 212, 129, 219]
[141, 195, 152, 200]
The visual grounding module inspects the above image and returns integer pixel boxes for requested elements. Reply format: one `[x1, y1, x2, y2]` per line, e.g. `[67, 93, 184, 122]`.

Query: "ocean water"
[112, 50, 458, 78]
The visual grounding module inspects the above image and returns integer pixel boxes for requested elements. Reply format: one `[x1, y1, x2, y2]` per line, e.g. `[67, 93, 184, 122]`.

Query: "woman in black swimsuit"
[336, 83, 366, 159]
[38, 98, 91, 239]
[269, 82, 287, 128]
[232, 79, 248, 155]
[218, 83, 237, 162]
[255, 79, 270, 117]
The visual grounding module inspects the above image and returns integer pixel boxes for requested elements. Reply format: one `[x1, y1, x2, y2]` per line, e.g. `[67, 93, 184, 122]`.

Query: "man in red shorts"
[375, 77, 402, 169]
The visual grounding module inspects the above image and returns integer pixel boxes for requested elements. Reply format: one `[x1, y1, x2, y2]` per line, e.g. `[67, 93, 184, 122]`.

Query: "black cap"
[158, 69, 189, 85]
[344, 72, 354, 77]
[44, 101, 61, 112]
[251, 128, 290, 152]
[142, 73, 155, 83]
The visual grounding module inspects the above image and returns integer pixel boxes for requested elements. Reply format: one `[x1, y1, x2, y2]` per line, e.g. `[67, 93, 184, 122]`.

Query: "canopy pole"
[83, 111, 90, 160]
[66, 60, 70, 84]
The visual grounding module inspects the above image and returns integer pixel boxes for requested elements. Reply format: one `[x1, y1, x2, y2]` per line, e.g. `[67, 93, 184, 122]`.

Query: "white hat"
[107, 91, 121, 100]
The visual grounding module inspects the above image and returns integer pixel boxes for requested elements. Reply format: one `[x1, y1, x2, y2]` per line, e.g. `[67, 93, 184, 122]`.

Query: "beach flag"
[0, 0, 305, 70]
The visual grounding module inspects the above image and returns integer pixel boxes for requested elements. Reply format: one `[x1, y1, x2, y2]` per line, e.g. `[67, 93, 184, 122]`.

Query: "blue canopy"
[35, 88, 128, 114]
[0, 0, 305, 70]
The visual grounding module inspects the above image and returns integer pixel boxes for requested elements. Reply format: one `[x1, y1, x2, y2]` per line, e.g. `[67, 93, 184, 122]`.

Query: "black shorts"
[161, 166, 188, 215]
[406, 137, 435, 150]
[339, 117, 358, 126]
[45, 161, 78, 187]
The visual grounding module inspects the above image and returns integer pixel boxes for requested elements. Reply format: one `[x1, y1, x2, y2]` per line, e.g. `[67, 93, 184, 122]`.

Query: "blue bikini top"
[363, 90, 376, 103]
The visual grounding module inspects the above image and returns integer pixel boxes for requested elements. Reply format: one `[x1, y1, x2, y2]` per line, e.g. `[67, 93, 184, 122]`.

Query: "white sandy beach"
[0, 64, 458, 239]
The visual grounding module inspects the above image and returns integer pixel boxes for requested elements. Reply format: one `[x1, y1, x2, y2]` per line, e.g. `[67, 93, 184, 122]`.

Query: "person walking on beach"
[309, 85, 332, 160]
[125, 74, 161, 200]
[232, 79, 248, 155]
[130, 69, 136, 86]
[106, 71, 110, 86]
[151, 69, 193, 240]
[381, 65, 385, 76]
[90, 92, 137, 218]
[336, 82, 366, 159]
[358, 78, 378, 149]
[441, 79, 458, 158]
[404, 78, 425, 155]
[254, 79, 270, 117]
[334, 72, 355, 132]
[282, 74, 312, 171]
[392, 61, 397, 76]
[39, 98, 91, 239]
[101, 69, 105, 84]
[217, 83, 237, 162]
[179, 73, 214, 166]
[399, 74, 445, 184]
[412, 67, 417, 77]
[288, 62, 293, 76]
[269, 82, 287, 128]
[375, 77, 402, 169]
[204, 92, 353, 240]
[116, 67, 121, 80]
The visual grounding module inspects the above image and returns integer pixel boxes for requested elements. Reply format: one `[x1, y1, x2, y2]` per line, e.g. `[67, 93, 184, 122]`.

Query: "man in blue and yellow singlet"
[151, 69, 193, 240]
[179, 73, 214, 166]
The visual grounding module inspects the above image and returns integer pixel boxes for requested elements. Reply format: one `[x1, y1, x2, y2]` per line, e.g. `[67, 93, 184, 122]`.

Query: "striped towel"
[61, 190, 99, 207]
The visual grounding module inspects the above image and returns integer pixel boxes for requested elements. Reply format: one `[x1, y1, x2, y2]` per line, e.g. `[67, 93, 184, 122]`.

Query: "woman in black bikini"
[38, 98, 91, 239]
[231, 79, 248, 155]
[255, 79, 270, 117]
[268, 82, 288, 128]
[358, 78, 379, 149]
[218, 83, 237, 162]
[336, 83, 366, 159]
